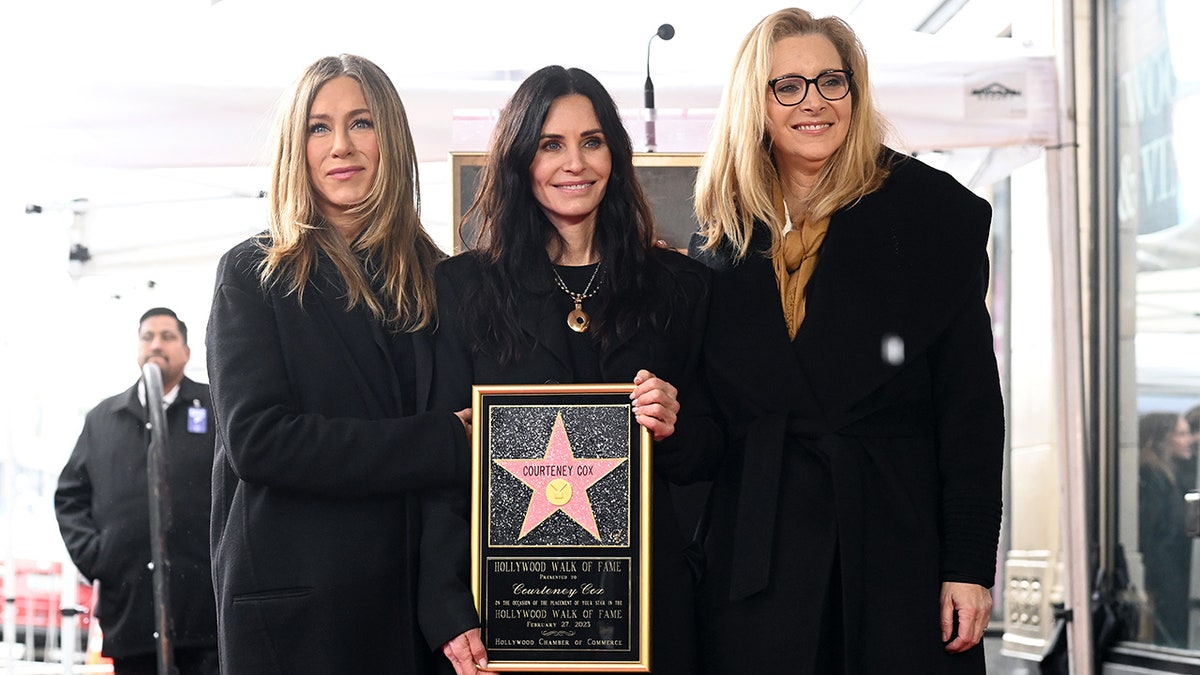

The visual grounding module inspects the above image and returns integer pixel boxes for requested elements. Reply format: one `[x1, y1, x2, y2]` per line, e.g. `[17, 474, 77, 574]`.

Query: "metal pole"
[1047, 0, 1094, 671]
[142, 363, 175, 675]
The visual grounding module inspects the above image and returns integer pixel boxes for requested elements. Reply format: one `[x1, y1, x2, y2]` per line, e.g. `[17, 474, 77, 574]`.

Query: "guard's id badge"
[187, 400, 208, 434]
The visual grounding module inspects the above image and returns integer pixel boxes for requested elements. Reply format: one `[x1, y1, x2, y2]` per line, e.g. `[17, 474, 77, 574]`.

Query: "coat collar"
[117, 376, 203, 422]
[308, 251, 409, 417]
[515, 275, 574, 375]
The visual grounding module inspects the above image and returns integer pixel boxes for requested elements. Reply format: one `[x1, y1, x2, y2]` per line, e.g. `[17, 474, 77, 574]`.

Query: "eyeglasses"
[768, 70, 854, 106]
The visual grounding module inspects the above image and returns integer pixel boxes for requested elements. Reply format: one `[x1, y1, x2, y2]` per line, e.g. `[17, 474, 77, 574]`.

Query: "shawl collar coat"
[417, 250, 722, 673]
[206, 236, 470, 674]
[690, 151, 1005, 674]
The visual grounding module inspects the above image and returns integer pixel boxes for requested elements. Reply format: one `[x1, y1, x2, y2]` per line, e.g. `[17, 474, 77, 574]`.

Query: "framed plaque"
[471, 384, 652, 672]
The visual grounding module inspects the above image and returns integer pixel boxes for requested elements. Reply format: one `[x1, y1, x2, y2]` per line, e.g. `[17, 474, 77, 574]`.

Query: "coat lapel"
[411, 330, 434, 412]
[120, 384, 149, 423]
[516, 277, 573, 374]
[794, 198, 909, 416]
[707, 225, 814, 417]
[309, 259, 397, 418]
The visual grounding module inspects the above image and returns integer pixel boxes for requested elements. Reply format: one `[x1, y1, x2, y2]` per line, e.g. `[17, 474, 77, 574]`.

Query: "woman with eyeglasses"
[687, 8, 1005, 673]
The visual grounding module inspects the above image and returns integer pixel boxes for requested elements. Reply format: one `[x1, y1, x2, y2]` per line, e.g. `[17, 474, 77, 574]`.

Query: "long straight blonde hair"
[694, 8, 893, 259]
[260, 54, 441, 331]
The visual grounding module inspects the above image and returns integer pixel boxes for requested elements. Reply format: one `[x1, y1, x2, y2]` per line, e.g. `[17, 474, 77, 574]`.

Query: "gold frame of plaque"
[471, 383, 653, 672]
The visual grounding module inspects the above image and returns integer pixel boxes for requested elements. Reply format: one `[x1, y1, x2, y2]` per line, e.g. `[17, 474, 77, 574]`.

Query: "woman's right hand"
[454, 408, 472, 439]
[441, 627, 490, 674]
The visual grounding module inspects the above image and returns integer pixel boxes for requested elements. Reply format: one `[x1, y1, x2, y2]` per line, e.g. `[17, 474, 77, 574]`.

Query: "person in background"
[205, 54, 470, 674]
[1177, 404, 1200, 493]
[1187, 405, 1200, 455]
[687, 8, 1005, 673]
[1138, 411, 1194, 647]
[419, 65, 721, 675]
[55, 307, 218, 675]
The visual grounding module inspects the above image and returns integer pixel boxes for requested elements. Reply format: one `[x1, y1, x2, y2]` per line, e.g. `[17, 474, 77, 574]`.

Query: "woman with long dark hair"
[418, 65, 720, 674]
[1138, 412, 1194, 646]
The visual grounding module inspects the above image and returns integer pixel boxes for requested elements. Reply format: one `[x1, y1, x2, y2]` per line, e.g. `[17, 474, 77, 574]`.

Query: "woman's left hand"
[631, 369, 679, 441]
[441, 628, 490, 674]
[940, 581, 992, 653]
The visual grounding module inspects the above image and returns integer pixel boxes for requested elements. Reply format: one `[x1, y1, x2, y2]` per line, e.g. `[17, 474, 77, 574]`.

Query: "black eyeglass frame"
[767, 69, 855, 106]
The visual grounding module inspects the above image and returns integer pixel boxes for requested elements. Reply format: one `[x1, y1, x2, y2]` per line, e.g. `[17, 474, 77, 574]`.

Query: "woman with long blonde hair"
[206, 54, 470, 674]
[689, 9, 1004, 672]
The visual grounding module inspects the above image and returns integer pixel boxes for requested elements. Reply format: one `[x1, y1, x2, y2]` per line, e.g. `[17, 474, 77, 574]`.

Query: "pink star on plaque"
[495, 412, 627, 540]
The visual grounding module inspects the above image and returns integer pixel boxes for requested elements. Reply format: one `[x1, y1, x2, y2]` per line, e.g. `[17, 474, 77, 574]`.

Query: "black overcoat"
[417, 249, 723, 673]
[55, 377, 218, 659]
[689, 150, 1005, 674]
[206, 236, 470, 674]
[1138, 463, 1191, 646]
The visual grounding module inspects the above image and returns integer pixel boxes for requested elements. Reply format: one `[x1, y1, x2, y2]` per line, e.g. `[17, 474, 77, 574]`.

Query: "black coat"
[689, 150, 1005, 674]
[1138, 463, 1191, 646]
[55, 377, 218, 659]
[206, 237, 470, 674]
[418, 249, 722, 673]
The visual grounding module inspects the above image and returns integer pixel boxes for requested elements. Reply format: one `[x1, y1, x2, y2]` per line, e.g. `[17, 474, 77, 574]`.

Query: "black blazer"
[690, 150, 1005, 673]
[418, 249, 722, 673]
[206, 236, 470, 674]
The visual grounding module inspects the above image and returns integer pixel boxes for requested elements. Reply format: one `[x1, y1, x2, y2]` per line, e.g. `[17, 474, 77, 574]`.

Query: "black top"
[552, 262, 602, 382]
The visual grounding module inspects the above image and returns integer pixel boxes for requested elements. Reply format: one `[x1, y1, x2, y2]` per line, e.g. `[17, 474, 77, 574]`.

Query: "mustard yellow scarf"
[772, 212, 830, 339]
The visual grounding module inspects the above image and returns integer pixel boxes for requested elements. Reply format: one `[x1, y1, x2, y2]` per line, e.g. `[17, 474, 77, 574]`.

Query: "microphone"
[644, 23, 674, 152]
[644, 23, 675, 109]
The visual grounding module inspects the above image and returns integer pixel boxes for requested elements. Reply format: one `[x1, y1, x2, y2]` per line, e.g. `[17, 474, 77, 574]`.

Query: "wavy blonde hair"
[694, 8, 893, 259]
[260, 54, 441, 331]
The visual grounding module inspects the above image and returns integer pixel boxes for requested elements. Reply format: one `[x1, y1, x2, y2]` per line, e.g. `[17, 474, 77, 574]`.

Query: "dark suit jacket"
[206, 236, 470, 674]
[690, 150, 1005, 674]
[55, 377, 218, 659]
[418, 249, 722, 673]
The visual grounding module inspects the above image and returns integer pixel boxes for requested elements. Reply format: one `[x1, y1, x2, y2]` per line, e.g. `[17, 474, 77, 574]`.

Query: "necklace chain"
[551, 262, 603, 301]
[552, 262, 603, 333]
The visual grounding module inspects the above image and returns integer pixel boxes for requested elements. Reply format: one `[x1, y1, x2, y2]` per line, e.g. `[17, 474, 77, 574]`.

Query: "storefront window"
[1116, 0, 1200, 651]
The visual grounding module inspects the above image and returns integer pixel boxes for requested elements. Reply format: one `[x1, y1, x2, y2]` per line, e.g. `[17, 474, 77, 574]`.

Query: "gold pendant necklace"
[552, 262, 603, 333]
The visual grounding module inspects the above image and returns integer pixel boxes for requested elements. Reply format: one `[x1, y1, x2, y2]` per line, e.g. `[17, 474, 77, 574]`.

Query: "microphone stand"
[644, 24, 674, 153]
[644, 57, 657, 153]
[143, 363, 176, 675]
